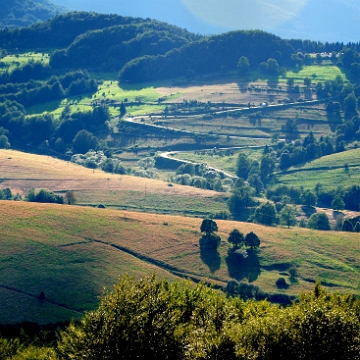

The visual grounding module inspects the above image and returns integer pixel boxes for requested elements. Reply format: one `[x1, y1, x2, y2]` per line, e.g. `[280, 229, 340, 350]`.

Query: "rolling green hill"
[1, 200, 360, 324]
[0, 0, 67, 28]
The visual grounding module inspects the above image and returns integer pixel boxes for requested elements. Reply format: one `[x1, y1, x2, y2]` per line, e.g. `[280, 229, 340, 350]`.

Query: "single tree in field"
[308, 212, 331, 230]
[245, 232, 261, 251]
[237, 56, 250, 76]
[254, 201, 277, 226]
[304, 77, 312, 88]
[286, 78, 294, 89]
[279, 205, 297, 228]
[227, 229, 244, 249]
[200, 219, 221, 249]
[120, 102, 126, 118]
[64, 190, 76, 205]
[331, 194, 345, 211]
[200, 219, 218, 237]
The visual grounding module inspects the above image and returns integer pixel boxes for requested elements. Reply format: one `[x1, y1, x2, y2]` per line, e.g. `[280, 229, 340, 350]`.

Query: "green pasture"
[285, 65, 347, 83]
[27, 76, 181, 118]
[297, 148, 360, 169]
[0, 52, 50, 74]
[73, 189, 229, 217]
[0, 203, 180, 323]
[256, 226, 360, 292]
[275, 148, 360, 190]
[173, 147, 264, 175]
[276, 166, 360, 190]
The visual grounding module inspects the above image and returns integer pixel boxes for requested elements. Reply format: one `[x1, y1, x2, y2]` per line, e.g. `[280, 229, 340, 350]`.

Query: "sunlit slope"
[0, 150, 228, 216]
[1, 201, 360, 323]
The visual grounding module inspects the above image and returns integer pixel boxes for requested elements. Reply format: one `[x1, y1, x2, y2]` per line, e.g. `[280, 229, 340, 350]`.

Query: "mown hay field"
[0, 149, 228, 216]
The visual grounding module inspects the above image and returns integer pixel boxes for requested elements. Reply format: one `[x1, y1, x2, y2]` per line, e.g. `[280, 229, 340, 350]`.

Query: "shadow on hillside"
[327, 113, 343, 132]
[199, 237, 221, 273]
[237, 81, 250, 93]
[226, 251, 260, 282]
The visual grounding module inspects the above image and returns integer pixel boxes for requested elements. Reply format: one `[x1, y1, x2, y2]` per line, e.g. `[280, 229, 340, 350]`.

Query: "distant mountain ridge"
[51, 0, 360, 43]
[0, 0, 68, 28]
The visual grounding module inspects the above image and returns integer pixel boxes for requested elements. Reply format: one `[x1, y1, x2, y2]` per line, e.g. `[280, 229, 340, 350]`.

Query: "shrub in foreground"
[56, 276, 360, 360]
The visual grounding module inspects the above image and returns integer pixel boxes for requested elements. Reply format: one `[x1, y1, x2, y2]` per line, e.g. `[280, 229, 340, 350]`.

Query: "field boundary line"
[0, 284, 83, 315]
[82, 238, 226, 288]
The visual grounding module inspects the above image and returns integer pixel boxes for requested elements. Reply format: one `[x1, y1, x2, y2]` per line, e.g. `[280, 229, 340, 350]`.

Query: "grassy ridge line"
[274, 148, 360, 190]
[276, 165, 360, 190]
[278, 164, 358, 174]
[295, 148, 360, 169]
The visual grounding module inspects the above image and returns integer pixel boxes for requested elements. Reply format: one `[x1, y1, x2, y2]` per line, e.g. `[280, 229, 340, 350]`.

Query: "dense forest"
[0, 0, 66, 28]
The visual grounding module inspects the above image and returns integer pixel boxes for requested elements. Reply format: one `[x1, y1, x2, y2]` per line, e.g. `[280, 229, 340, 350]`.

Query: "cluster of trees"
[226, 181, 334, 230]
[288, 38, 355, 53]
[228, 229, 260, 251]
[24, 188, 77, 205]
[3, 275, 360, 359]
[0, 187, 21, 200]
[200, 219, 261, 252]
[0, 94, 111, 153]
[236, 151, 275, 194]
[0, 68, 98, 108]
[267, 183, 360, 212]
[26, 188, 64, 204]
[174, 162, 230, 192]
[277, 132, 336, 170]
[71, 150, 126, 174]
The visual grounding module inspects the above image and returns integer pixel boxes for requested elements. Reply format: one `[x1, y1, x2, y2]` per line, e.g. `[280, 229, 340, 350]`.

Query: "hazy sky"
[182, 0, 308, 31]
[52, 0, 360, 42]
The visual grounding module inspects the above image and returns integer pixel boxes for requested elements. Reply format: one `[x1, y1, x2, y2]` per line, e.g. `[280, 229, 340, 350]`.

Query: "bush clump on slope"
[55, 275, 360, 360]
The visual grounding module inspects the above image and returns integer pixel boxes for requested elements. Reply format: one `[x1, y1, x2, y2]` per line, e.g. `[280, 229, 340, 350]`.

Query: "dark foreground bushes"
[2, 275, 360, 359]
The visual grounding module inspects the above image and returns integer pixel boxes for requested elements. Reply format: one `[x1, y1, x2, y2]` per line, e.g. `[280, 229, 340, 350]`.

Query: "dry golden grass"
[156, 80, 293, 104]
[0, 149, 220, 198]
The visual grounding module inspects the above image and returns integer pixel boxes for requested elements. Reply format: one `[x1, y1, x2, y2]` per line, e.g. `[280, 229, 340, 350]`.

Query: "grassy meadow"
[0, 52, 50, 74]
[285, 64, 347, 83]
[1, 201, 360, 324]
[276, 148, 360, 190]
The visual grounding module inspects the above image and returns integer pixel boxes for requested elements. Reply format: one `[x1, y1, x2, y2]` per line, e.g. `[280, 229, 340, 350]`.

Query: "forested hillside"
[0, 0, 67, 28]
[50, 21, 199, 71]
[119, 30, 294, 83]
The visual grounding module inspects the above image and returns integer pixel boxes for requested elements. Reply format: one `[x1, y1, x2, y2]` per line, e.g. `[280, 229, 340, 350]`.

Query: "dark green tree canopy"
[200, 219, 218, 237]
[308, 212, 331, 231]
[245, 231, 261, 250]
[254, 201, 277, 226]
[237, 56, 250, 75]
[279, 205, 297, 228]
[227, 229, 244, 248]
[72, 129, 99, 154]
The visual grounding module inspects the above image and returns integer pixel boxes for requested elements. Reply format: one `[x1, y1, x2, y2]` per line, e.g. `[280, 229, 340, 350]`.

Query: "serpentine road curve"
[123, 99, 321, 178]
